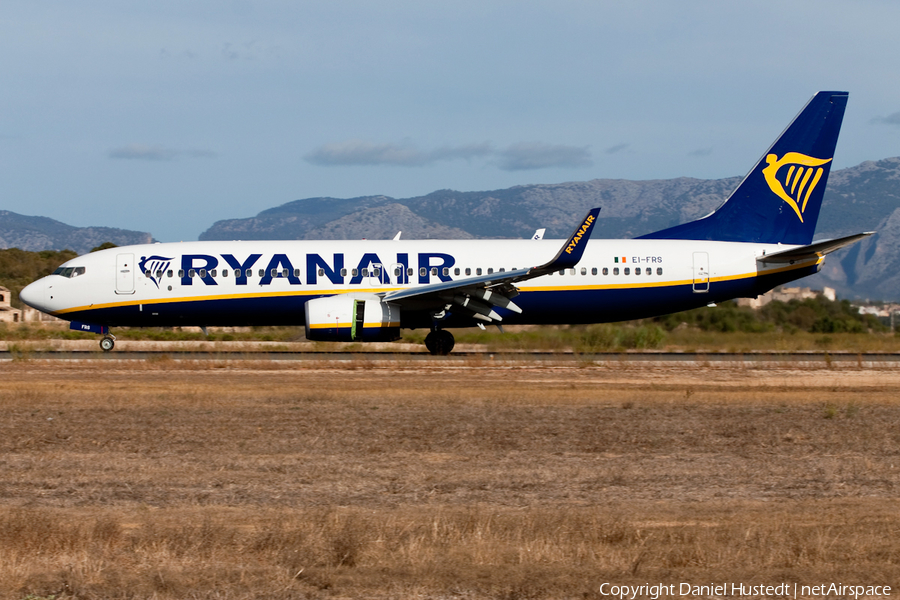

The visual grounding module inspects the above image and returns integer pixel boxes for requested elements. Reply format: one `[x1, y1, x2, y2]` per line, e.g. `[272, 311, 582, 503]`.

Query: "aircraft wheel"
[424, 330, 455, 355]
[100, 336, 115, 352]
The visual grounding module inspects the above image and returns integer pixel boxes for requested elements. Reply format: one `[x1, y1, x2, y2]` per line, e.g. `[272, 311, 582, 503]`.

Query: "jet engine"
[304, 295, 401, 342]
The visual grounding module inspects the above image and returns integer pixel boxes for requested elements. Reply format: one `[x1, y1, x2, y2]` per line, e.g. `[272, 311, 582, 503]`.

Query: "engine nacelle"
[304, 295, 401, 342]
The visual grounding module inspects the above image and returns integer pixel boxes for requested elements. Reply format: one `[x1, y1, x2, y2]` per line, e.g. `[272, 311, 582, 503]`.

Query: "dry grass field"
[0, 356, 898, 599]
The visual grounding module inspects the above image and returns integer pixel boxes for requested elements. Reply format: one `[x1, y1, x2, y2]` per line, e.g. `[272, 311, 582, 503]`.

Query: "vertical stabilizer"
[639, 91, 848, 245]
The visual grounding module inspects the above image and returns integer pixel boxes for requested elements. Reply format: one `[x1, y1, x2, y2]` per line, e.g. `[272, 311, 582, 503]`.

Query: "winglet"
[536, 207, 600, 272]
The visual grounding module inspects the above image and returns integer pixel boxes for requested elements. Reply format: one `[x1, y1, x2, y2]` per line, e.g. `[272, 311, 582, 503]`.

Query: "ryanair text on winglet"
[565, 215, 595, 254]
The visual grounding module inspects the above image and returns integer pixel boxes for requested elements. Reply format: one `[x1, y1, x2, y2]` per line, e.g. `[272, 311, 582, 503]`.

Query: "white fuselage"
[20, 237, 820, 329]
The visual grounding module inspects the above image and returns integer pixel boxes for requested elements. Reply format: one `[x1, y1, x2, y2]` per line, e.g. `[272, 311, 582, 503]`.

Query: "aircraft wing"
[381, 208, 600, 323]
[757, 231, 874, 264]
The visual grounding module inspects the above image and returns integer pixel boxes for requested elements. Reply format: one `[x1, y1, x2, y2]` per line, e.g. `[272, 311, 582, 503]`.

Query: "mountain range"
[0, 211, 152, 255]
[199, 157, 900, 300]
[3, 157, 900, 299]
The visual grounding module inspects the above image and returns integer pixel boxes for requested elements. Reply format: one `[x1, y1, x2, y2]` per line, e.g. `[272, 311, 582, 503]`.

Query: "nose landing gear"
[99, 334, 116, 352]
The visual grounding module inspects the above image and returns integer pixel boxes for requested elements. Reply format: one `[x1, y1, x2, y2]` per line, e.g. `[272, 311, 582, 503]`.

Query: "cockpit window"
[52, 266, 86, 278]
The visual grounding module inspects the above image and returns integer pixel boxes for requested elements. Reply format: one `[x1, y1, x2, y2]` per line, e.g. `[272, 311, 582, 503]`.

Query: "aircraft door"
[692, 252, 709, 293]
[116, 253, 135, 294]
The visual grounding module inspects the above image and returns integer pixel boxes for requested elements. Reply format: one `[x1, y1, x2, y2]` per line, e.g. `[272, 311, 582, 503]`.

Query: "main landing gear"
[424, 329, 455, 356]
[99, 334, 116, 352]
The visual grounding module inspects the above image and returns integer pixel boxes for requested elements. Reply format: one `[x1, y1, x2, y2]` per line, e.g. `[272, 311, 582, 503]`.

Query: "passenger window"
[657, 267, 663, 275]
[476, 268, 482, 275]
[569, 269, 576, 276]
[613, 267, 619, 275]
[602, 267, 608, 275]
[635, 267, 641, 275]
[465, 268, 471, 276]
[155, 270, 163, 279]
[646, 268, 651, 276]
[318, 268, 324, 276]
[487, 268, 493, 274]
[200, 269, 207, 278]
[407, 268, 414, 276]
[374, 268, 381, 277]
[167, 270, 173, 278]
[420, 267, 427, 277]
[222, 270, 229, 277]
[245, 269, 252, 277]
[258, 269, 265, 277]
[188, 269, 196, 278]
[499, 267, 505, 273]
[341, 268, 348, 277]
[283, 269, 289, 278]
[362, 268, 369, 277]
[443, 267, 450, 276]
[178, 269, 185, 278]
[352, 269, 359, 277]
[581, 267, 586, 275]
[454, 268, 460, 276]
[393, 268, 401, 277]
[591, 268, 597, 275]
[431, 267, 438, 276]
[558, 270, 565, 276]
[211, 269, 217, 277]
[294, 269, 300, 278]
[624, 268, 630, 275]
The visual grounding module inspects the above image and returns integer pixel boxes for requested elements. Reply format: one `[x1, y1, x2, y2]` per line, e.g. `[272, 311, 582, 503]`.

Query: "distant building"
[0, 285, 61, 323]
[0, 286, 22, 323]
[736, 286, 836, 309]
[857, 303, 900, 328]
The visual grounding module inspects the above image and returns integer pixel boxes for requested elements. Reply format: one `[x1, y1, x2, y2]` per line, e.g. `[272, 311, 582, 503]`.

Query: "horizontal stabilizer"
[757, 232, 874, 264]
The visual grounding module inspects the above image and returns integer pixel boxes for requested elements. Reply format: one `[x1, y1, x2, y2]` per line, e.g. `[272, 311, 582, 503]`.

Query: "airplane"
[19, 91, 872, 355]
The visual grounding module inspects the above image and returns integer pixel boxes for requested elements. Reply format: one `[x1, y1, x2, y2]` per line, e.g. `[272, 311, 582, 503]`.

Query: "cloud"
[304, 140, 492, 167]
[605, 143, 629, 155]
[688, 147, 714, 157]
[871, 112, 900, 126]
[108, 144, 217, 161]
[221, 40, 282, 62]
[495, 142, 593, 171]
[305, 139, 593, 171]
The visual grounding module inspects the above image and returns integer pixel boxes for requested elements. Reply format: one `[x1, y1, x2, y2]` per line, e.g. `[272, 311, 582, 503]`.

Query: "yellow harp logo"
[762, 152, 832, 223]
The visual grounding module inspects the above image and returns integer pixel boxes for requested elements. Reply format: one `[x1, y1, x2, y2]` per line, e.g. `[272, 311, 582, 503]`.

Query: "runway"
[3, 340, 900, 363]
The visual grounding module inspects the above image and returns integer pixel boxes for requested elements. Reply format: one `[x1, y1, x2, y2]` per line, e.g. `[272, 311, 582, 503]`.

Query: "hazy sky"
[2, 1, 900, 242]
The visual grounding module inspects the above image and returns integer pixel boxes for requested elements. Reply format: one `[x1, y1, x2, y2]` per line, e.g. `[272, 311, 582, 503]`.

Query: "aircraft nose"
[19, 279, 46, 311]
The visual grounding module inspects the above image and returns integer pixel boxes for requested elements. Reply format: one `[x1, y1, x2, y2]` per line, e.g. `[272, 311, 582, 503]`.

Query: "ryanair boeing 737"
[20, 92, 871, 354]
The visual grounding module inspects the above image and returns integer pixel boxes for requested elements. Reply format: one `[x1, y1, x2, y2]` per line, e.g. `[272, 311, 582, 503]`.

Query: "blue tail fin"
[639, 91, 848, 245]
